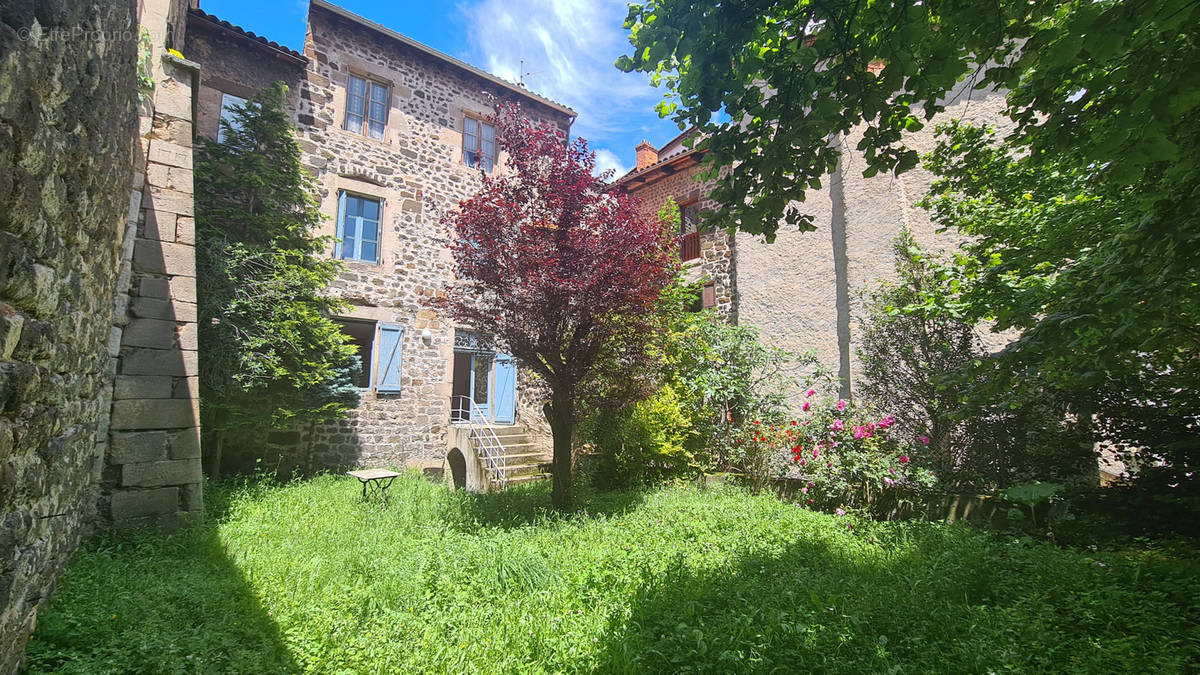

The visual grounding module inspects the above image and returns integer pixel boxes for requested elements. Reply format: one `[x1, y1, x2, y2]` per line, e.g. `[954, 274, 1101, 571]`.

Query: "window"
[336, 192, 381, 263]
[334, 318, 376, 389]
[463, 117, 496, 172]
[217, 93, 246, 144]
[680, 203, 701, 235]
[701, 282, 717, 309]
[344, 74, 388, 140]
[333, 319, 403, 392]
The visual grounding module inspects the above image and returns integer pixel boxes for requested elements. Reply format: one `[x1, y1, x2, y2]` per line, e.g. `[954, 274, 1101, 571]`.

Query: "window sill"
[333, 127, 392, 148]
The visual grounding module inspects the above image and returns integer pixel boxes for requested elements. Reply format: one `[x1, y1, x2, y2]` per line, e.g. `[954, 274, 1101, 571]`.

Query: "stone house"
[613, 85, 1011, 406]
[184, 0, 575, 487]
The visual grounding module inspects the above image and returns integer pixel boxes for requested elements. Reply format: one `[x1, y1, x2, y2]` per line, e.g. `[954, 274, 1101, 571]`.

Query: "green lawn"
[25, 474, 1200, 673]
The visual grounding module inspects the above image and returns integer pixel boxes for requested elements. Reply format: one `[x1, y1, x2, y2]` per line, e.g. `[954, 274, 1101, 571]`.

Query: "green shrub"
[582, 384, 696, 487]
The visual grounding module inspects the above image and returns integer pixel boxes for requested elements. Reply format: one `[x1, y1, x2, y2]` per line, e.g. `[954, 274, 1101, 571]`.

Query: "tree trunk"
[547, 391, 575, 510]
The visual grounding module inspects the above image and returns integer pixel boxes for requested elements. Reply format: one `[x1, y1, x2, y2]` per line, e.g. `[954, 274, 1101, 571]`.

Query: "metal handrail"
[452, 395, 508, 487]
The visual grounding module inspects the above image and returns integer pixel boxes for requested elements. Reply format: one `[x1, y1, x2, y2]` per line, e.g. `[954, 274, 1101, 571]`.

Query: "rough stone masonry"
[0, 0, 139, 669]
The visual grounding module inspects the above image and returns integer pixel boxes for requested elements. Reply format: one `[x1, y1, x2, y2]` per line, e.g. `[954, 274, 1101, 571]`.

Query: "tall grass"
[25, 474, 1200, 673]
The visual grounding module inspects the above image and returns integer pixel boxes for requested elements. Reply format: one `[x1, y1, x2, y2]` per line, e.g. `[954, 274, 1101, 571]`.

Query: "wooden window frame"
[344, 73, 389, 140]
[462, 115, 497, 172]
[335, 191, 383, 264]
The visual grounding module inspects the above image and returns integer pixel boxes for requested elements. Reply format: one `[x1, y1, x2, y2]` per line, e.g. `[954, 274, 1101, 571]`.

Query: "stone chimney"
[635, 140, 658, 170]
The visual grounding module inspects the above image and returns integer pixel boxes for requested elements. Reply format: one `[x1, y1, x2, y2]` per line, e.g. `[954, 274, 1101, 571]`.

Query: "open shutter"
[375, 323, 403, 393]
[334, 191, 347, 259]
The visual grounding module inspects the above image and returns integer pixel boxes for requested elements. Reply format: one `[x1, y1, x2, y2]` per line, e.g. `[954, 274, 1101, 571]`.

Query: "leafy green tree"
[618, 0, 1200, 240]
[195, 82, 360, 476]
[620, 0, 1199, 487]
[857, 228, 1093, 488]
[919, 123, 1197, 486]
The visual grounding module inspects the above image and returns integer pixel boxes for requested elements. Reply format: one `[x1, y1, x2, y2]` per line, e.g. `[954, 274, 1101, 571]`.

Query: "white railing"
[452, 395, 508, 488]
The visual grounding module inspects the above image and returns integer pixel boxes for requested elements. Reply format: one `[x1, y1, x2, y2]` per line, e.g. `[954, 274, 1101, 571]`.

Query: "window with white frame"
[336, 192, 381, 263]
[217, 93, 247, 144]
[344, 74, 388, 140]
[462, 117, 496, 172]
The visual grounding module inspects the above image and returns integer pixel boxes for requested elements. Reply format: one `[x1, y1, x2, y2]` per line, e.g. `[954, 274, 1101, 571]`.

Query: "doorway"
[451, 331, 516, 424]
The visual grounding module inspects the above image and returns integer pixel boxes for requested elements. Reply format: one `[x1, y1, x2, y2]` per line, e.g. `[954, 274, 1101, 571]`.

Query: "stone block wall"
[0, 0, 139, 668]
[100, 19, 204, 531]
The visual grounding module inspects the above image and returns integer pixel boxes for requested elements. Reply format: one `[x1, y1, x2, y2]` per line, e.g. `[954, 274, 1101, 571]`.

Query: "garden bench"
[347, 468, 401, 505]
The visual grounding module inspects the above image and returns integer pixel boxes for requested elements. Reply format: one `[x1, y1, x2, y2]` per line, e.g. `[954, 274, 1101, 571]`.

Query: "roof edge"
[309, 0, 577, 119]
[187, 8, 308, 64]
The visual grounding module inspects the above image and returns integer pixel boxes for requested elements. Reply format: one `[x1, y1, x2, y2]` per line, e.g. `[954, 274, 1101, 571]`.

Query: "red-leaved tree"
[437, 104, 677, 508]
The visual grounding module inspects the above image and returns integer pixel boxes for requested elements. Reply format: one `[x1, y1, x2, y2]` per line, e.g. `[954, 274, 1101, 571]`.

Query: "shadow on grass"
[592, 519, 1200, 673]
[448, 479, 651, 531]
[24, 484, 299, 674]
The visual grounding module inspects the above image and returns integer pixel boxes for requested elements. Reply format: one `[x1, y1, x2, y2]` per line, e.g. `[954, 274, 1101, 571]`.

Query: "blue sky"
[197, 0, 684, 176]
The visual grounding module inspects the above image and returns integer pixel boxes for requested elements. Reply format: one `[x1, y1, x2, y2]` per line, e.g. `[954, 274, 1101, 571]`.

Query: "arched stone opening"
[447, 448, 467, 490]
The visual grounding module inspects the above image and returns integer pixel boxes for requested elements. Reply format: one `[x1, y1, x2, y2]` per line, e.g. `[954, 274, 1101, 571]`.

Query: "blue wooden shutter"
[334, 191, 347, 259]
[375, 323, 403, 393]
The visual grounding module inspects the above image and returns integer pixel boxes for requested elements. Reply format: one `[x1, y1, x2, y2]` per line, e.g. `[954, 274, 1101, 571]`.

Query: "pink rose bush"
[734, 379, 935, 513]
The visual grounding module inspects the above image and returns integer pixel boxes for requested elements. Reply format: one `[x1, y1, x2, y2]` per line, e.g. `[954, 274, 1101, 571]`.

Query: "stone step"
[496, 451, 548, 461]
[504, 470, 549, 480]
[500, 462, 547, 474]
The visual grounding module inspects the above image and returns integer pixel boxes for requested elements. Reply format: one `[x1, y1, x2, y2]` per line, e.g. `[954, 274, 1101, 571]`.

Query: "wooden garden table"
[347, 468, 401, 504]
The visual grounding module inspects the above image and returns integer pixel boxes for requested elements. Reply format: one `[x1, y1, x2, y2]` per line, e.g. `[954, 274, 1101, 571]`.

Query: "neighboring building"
[185, 0, 575, 486]
[615, 130, 737, 322]
[613, 84, 1010, 406]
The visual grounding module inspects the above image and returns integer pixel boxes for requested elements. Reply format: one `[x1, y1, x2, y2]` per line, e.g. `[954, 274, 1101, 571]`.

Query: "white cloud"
[592, 148, 629, 178]
[461, 0, 664, 146]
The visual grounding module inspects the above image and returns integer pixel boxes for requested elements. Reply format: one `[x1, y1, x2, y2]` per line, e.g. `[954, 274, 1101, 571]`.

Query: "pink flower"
[853, 425, 872, 440]
[889, 467, 896, 475]
[899, 455, 910, 464]
[806, 389, 815, 397]
[801, 486, 808, 494]
[812, 448, 820, 459]
[836, 399, 847, 412]
[802, 401, 811, 411]
[919, 435, 930, 446]
[835, 508, 845, 516]
[807, 481, 815, 488]
[880, 415, 895, 428]
[799, 459, 806, 466]
[807, 499, 814, 505]
[884, 477, 895, 486]
[830, 419, 844, 431]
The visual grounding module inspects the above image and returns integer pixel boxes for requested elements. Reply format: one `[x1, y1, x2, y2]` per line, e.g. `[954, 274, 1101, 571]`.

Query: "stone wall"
[735, 86, 1011, 405]
[102, 42, 204, 531]
[0, 0, 139, 668]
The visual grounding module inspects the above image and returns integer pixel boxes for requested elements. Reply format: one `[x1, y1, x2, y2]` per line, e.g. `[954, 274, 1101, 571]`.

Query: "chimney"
[635, 140, 658, 170]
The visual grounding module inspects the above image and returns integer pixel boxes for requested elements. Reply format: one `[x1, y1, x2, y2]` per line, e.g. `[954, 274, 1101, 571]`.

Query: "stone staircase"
[477, 425, 551, 487]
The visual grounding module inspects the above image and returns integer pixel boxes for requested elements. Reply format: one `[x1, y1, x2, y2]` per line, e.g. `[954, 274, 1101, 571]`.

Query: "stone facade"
[185, 1, 573, 474]
[616, 87, 1010, 408]
[0, 0, 139, 668]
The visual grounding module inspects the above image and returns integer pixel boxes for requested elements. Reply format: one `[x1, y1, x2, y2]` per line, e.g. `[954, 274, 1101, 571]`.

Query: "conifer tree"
[195, 82, 360, 476]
